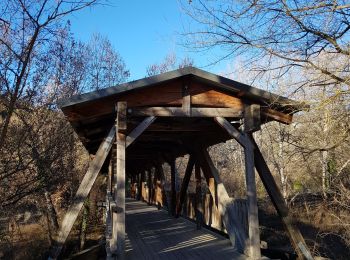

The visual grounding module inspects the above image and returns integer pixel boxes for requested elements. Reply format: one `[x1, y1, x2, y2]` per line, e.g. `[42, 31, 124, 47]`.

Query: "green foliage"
[293, 181, 303, 193]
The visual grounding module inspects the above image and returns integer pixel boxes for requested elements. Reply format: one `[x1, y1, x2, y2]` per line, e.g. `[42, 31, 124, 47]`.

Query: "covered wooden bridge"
[50, 67, 313, 259]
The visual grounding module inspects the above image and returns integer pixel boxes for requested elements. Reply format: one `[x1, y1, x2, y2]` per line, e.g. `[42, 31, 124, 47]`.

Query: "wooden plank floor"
[125, 198, 246, 260]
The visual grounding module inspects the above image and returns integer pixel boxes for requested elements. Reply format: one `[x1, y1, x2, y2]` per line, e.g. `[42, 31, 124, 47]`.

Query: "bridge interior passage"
[50, 67, 313, 260]
[125, 198, 246, 260]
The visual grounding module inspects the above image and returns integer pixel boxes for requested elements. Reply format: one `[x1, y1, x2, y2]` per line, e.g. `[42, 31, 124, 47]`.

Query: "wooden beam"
[250, 135, 313, 259]
[215, 116, 312, 259]
[170, 159, 176, 216]
[261, 107, 293, 124]
[137, 173, 142, 200]
[112, 101, 127, 258]
[117, 102, 127, 131]
[215, 116, 261, 258]
[111, 145, 117, 258]
[107, 157, 112, 193]
[49, 126, 116, 259]
[243, 105, 262, 258]
[147, 170, 152, 205]
[155, 162, 167, 208]
[126, 116, 156, 147]
[243, 137, 261, 258]
[182, 84, 191, 116]
[143, 123, 219, 132]
[195, 147, 248, 253]
[175, 155, 195, 217]
[128, 107, 243, 118]
[106, 156, 113, 258]
[195, 163, 203, 230]
[214, 117, 246, 147]
[244, 104, 261, 133]
[152, 167, 158, 207]
[141, 171, 146, 201]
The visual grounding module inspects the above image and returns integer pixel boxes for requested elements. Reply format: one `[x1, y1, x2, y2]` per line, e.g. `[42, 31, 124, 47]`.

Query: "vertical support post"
[215, 116, 313, 259]
[170, 159, 176, 216]
[182, 82, 191, 116]
[175, 155, 195, 217]
[132, 174, 135, 199]
[244, 104, 261, 133]
[250, 134, 313, 260]
[112, 101, 127, 259]
[111, 147, 117, 256]
[154, 166, 161, 209]
[156, 162, 168, 209]
[244, 104, 261, 259]
[195, 162, 203, 230]
[244, 140, 261, 259]
[106, 156, 113, 259]
[152, 167, 158, 206]
[147, 170, 152, 205]
[137, 173, 141, 200]
[141, 171, 145, 201]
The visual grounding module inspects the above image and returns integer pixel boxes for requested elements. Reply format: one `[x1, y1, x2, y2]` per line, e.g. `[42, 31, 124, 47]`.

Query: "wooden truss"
[50, 103, 313, 260]
[52, 66, 313, 260]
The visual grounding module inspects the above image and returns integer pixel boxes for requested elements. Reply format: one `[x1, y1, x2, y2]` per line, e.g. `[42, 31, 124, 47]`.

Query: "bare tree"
[146, 53, 194, 76]
[86, 33, 130, 90]
[0, 0, 102, 150]
[182, 0, 350, 96]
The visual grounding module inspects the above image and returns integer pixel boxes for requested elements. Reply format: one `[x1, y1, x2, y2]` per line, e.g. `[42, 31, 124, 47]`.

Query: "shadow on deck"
[125, 198, 246, 260]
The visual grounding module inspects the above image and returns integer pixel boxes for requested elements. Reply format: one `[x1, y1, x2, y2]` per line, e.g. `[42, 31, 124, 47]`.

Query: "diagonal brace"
[49, 126, 116, 259]
[126, 116, 156, 147]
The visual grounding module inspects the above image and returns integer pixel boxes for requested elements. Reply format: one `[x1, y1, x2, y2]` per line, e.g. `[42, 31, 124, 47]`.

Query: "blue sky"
[69, 0, 229, 80]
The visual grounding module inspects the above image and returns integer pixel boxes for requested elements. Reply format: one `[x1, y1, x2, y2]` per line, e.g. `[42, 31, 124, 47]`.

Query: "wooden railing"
[129, 181, 248, 237]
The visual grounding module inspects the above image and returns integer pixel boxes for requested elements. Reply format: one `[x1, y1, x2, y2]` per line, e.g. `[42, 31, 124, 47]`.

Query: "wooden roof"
[59, 67, 305, 171]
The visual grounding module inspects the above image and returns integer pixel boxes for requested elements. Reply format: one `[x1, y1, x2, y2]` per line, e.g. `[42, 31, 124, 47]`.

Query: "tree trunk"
[321, 87, 330, 198]
[0, 27, 40, 150]
[321, 150, 329, 197]
[278, 139, 287, 200]
[44, 188, 59, 242]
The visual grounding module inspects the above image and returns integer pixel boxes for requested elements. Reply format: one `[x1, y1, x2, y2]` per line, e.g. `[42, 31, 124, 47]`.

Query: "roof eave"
[58, 66, 308, 113]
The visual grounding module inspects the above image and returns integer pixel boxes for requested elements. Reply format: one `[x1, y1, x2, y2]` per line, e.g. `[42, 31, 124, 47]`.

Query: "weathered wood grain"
[128, 107, 243, 117]
[126, 116, 156, 147]
[244, 104, 261, 133]
[125, 198, 247, 260]
[170, 159, 176, 216]
[113, 102, 127, 259]
[250, 134, 313, 260]
[195, 147, 249, 254]
[244, 140, 261, 259]
[49, 126, 115, 259]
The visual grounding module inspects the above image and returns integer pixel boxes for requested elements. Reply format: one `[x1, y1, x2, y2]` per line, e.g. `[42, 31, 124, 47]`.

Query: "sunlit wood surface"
[125, 198, 246, 260]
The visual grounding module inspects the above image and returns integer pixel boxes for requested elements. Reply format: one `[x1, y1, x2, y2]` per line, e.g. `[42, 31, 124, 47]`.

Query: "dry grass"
[0, 221, 50, 259]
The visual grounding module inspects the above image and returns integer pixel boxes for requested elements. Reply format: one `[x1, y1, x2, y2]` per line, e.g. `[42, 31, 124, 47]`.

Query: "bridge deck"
[125, 198, 246, 260]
